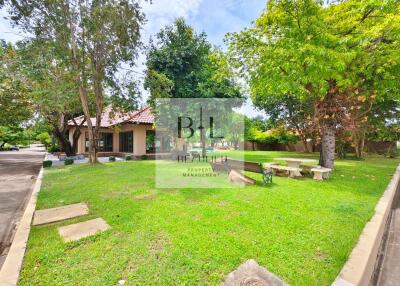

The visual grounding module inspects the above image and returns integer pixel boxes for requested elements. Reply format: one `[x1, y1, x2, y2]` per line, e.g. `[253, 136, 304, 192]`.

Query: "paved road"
[0, 145, 44, 269]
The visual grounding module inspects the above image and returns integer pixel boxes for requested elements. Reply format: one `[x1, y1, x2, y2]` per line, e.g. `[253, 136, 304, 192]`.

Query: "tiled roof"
[68, 106, 154, 127]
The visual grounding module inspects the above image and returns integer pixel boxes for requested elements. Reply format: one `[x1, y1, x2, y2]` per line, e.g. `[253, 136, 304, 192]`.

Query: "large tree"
[228, 0, 400, 168]
[145, 18, 242, 156]
[5, 0, 145, 162]
[17, 41, 87, 156]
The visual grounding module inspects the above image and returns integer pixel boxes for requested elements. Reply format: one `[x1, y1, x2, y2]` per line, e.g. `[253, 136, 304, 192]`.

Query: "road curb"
[0, 167, 44, 286]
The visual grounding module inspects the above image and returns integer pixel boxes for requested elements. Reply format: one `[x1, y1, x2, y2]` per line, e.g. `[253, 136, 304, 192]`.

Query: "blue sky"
[0, 0, 266, 117]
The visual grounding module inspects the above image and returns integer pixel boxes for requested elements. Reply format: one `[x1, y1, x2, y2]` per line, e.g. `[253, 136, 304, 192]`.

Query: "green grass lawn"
[19, 151, 399, 286]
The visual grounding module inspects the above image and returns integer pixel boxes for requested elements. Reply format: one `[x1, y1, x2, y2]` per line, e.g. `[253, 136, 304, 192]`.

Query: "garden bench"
[270, 165, 302, 178]
[311, 167, 332, 180]
[225, 158, 273, 184]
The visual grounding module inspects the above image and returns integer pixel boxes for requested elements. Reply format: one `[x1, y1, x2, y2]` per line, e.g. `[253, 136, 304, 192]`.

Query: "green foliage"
[42, 160, 53, 168]
[109, 156, 116, 162]
[6, 0, 147, 162]
[228, 0, 400, 162]
[0, 41, 33, 127]
[1, 142, 12, 150]
[47, 144, 60, 153]
[250, 126, 299, 145]
[64, 158, 74, 165]
[0, 125, 33, 145]
[385, 147, 399, 159]
[36, 132, 51, 147]
[140, 155, 148, 160]
[125, 155, 132, 161]
[145, 18, 241, 102]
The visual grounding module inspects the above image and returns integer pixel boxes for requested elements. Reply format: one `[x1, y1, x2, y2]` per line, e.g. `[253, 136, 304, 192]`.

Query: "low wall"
[240, 140, 395, 154]
[331, 164, 400, 286]
[240, 141, 317, 152]
[365, 141, 396, 155]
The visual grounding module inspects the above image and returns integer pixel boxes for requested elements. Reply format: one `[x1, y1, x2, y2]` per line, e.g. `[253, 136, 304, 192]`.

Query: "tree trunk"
[92, 65, 104, 161]
[319, 124, 335, 169]
[72, 130, 80, 153]
[354, 132, 365, 159]
[78, 85, 96, 163]
[302, 138, 310, 153]
[359, 134, 365, 158]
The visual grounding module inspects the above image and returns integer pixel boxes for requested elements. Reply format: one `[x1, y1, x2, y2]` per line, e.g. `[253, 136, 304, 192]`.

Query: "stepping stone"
[32, 203, 89, 226]
[222, 259, 288, 286]
[58, 218, 110, 242]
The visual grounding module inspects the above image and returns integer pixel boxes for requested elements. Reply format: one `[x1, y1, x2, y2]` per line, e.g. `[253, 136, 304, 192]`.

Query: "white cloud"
[140, 0, 203, 39]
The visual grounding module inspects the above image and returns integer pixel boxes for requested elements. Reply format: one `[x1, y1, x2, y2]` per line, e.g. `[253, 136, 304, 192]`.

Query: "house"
[67, 106, 170, 158]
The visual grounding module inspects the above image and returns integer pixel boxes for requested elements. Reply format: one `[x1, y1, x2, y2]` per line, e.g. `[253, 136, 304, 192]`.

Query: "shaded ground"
[0, 145, 44, 268]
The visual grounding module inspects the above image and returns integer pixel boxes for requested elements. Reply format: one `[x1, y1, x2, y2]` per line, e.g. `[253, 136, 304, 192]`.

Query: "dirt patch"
[148, 232, 170, 259]
[315, 248, 329, 262]
[133, 190, 158, 201]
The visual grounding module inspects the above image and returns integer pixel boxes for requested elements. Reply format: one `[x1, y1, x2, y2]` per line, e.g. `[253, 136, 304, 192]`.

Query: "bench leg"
[313, 172, 324, 180]
[262, 173, 272, 184]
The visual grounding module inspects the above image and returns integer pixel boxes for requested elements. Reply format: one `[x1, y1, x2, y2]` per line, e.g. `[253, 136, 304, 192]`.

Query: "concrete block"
[32, 203, 89, 226]
[222, 259, 288, 286]
[58, 218, 110, 242]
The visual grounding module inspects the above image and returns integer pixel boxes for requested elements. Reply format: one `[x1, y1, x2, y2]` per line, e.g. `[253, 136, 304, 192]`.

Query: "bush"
[48, 144, 60, 153]
[140, 155, 148, 160]
[2, 143, 11, 150]
[43, 160, 53, 168]
[36, 132, 51, 147]
[109, 156, 116, 162]
[125, 155, 132, 161]
[385, 147, 399, 158]
[64, 158, 74, 165]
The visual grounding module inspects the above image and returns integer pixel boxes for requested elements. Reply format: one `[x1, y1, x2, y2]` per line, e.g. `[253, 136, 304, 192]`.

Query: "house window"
[119, 131, 133, 153]
[99, 133, 113, 152]
[85, 132, 113, 152]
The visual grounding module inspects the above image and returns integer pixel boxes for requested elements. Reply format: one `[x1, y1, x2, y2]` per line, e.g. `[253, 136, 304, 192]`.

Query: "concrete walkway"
[0, 145, 44, 269]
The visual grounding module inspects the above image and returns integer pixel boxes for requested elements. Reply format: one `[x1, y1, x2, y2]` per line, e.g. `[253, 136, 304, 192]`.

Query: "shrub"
[64, 158, 74, 165]
[48, 144, 60, 153]
[43, 160, 53, 168]
[2, 143, 12, 150]
[36, 132, 51, 147]
[385, 147, 399, 158]
[141, 155, 148, 160]
[109, 156, 116, 162]
[125, 155, 132, 161]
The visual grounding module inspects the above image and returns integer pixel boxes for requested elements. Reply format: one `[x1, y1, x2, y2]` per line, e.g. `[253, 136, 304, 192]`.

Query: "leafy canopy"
[227, 0, 400, 116]
[145, 18, 241, 101]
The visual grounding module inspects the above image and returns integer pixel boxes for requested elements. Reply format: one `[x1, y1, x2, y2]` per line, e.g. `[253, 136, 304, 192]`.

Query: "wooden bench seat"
[311, 167, 332, 180]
